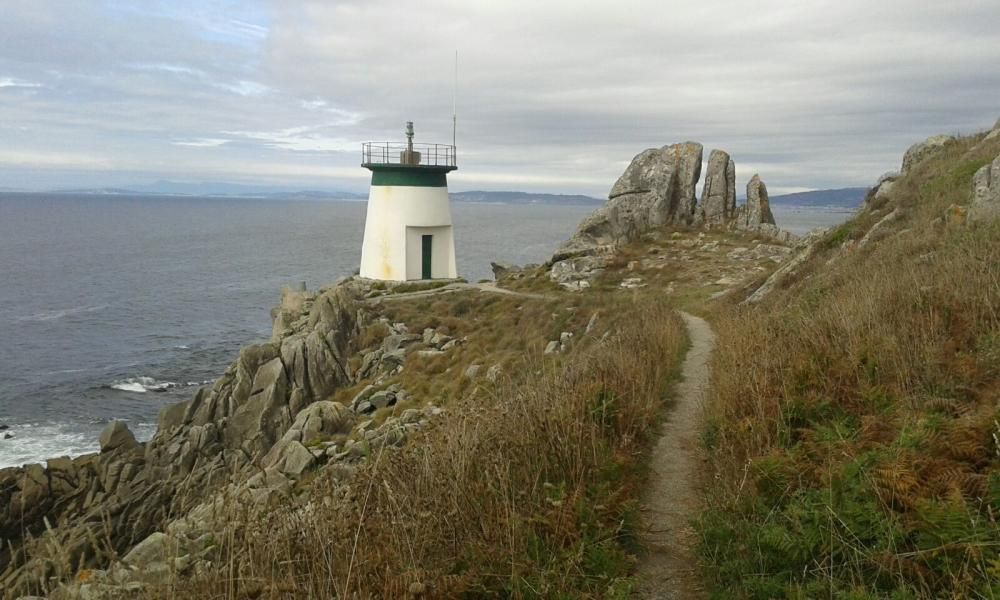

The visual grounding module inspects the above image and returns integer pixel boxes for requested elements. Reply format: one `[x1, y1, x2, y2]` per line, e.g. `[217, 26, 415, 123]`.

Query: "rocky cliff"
[0, 282, 372, 595]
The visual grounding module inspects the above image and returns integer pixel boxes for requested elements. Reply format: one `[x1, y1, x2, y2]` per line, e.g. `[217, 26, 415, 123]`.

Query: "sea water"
[0, 193, 852, 467]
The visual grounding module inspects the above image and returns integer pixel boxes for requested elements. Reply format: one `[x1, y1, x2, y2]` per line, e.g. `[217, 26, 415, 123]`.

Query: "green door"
[421, 235, 433, 279]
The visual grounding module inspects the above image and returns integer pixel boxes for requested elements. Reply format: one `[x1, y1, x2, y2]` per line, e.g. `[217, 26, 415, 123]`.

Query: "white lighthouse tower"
[359, 122, 458, 281]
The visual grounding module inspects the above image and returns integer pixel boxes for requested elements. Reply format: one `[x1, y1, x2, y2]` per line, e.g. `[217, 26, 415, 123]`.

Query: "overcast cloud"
[1, 0, 998, 196]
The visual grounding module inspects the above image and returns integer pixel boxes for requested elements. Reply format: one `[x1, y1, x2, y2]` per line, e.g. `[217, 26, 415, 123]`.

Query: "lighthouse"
[359, 122, 458, 281]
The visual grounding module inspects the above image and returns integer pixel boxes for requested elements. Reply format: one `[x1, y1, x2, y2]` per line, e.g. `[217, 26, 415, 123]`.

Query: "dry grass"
[148, 292, 686, 599]
[698, 132, 1000, 598]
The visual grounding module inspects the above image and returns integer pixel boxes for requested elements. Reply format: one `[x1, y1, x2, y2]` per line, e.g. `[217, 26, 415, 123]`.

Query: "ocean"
[0, 193, 853, 468]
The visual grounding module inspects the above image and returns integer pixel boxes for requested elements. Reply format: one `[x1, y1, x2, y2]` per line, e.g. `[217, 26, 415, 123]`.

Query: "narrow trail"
[635, 311, 716, 599]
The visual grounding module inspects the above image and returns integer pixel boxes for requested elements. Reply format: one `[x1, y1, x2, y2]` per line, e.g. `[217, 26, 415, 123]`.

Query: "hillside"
[767, 186, 867, 208]
[699, 124, 1000, 597]
[2, 123, 998, 599]
[449, 190, 604, 205]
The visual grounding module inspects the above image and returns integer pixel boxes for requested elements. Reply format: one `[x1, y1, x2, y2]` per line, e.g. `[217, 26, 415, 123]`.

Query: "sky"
[1, 0, 998, 197]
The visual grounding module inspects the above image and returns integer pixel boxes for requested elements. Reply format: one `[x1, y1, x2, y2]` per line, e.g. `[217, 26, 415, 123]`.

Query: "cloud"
[0, 0, 998, 194]
[172, 138, 230, 147]
[0, 150, 113, 169]
[222, 125, 357, 152]
[216, 80, 270, 97]
[0, 77, 42, 89]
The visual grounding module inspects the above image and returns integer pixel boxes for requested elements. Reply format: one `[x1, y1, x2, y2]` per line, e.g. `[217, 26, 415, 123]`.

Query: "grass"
[164, 296, 686, 598]
[697, 131, 1000, 598]
[32, 129, 997, 599]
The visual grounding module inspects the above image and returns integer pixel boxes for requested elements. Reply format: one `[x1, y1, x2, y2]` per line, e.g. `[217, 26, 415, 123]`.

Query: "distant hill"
[42, 181, 365, 200]
[450, 190, 603, 206]
[123, 180, 366, 199]
[767, 187, 867, 209]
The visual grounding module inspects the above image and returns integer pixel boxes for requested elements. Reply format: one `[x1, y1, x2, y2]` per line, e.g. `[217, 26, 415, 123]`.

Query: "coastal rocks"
[552, 142, 703, 260]
[901, 134, 954, 173]
[544, 332, 574, 355]
[969, 153, 1000, 223]
[986, 118, 1000, 141]
[732, 174, 775, 230]
[0, 282, 364, 596]
[864, 171, 901, 208]
[607, 142, 703, 225]
[350, 384, 407, 414]
[549, 255, 608, 291]
[743, 228, 827, 304]
[551, 142, 797, 275]
[270, 286, 316, 341]
[490, 261, 519, 281]
[745, 175, 775, 227]
[858, 208, 904, 247]
[698, 149, 737, 226]
[99, 421, 138, 453]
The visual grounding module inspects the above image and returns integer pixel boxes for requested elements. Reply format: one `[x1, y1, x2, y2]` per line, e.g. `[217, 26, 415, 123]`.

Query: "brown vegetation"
[161, 293, 685, 598]
[698, 132, 1000, 597]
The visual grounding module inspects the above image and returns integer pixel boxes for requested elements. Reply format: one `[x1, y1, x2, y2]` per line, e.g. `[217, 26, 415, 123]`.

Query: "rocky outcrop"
[901, 134, 954, 173]
[99, 421, 138, 453]
[732, 174, 775, 230]
[43, 396, 443, 599]
[743, 228, 828, 304]
[969, 153, 1000, 223]
[698, 149, 736, 226]
[746, 175, 775, 227]
[0, 282, 363, 595]
[553, 142, 703, 261]
[549, 255, 609, 291]
[551, 142, 797, 279]
[863, 171, 901, 208]
[986, 118, 1000, 142]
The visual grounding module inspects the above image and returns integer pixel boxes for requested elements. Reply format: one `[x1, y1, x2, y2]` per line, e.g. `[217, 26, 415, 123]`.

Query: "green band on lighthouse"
[368, 167, 450, 188]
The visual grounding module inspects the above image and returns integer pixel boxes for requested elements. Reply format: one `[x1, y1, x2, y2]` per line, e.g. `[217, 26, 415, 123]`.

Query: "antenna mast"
[452, 50, 458, 152]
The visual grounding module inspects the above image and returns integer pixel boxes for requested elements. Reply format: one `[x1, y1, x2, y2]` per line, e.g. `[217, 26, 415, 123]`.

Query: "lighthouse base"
[359, 184, 458, 282]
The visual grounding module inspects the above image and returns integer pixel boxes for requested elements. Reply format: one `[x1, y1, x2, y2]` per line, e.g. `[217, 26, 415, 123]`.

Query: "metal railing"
[361, 142, 457, 168]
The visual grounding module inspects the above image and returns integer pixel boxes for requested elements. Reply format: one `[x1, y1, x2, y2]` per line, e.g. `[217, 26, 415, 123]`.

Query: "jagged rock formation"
[0, 283, 363, 595]
[551, 142, 796, 288]
[970, 152, 1000, 223]
[698, 149, 736, 226]
[553, 142, 703, 261]
[732, 174, 775, 230]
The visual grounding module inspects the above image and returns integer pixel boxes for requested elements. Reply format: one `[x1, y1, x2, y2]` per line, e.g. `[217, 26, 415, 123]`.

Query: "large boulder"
[745, 174, 775, 227]
[863, 171, 901, 208]
[607, 141, 703, 226]
[984, 118, 1000, 142]
[549, 255, 609, 291]
[731, 174, 775, 231]
[99, 421, 138, 453]
[553, 142, 703, 260]
[699, 149, 736, 226]
[901, 134, 954, 173]
[969, 154, 1000, 223]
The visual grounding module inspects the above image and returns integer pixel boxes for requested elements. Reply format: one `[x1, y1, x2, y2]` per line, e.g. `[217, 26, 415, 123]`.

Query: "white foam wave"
[109, 377, 211, 393]
[0, 421, 158, 469]
[16, 304, 110, 322]
[110, 376, 178, 393]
